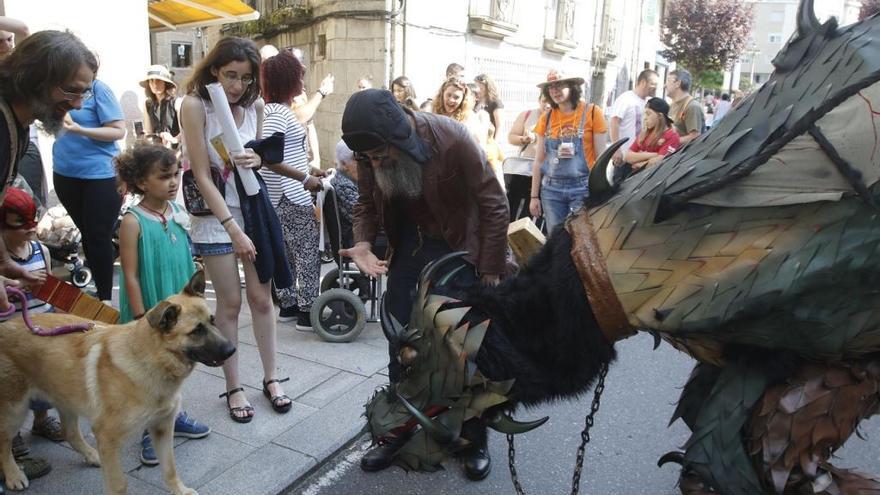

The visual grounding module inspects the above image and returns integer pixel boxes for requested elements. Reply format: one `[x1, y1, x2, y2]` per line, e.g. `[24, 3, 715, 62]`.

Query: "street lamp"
[746, 43, 760, 87]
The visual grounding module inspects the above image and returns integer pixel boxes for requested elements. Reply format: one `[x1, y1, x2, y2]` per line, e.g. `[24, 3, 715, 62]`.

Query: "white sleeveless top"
[187, 99, 258, 244]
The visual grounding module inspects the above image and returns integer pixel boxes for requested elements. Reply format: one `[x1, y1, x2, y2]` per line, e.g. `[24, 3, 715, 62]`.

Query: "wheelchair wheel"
[72, 267, 93, 288]
[320, 268, 371, 303]
[311, 288, 366, 343]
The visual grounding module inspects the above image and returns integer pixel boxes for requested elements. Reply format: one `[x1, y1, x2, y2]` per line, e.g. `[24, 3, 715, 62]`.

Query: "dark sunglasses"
[353, 146, 391, 163]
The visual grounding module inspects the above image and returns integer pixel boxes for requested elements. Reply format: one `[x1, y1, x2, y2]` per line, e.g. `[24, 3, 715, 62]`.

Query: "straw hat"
[536, 68, 584, 88]
[139, 65, 176, 89]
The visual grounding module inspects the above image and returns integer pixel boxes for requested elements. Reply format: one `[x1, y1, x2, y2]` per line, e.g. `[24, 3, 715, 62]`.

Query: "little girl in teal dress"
[114, 143, 210, 466]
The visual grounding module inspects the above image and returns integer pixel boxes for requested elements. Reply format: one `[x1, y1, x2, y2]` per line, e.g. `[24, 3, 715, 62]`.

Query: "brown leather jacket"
[353, 109, 509, 275]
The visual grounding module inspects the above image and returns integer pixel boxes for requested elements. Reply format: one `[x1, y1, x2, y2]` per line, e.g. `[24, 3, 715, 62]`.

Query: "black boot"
[360, 432, 411, 472]
[463, 447, 491, 480]
[459, 419, 491, 480]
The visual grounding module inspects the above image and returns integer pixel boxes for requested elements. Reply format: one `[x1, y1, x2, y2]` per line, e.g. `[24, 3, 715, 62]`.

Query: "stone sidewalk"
[10, 277, 389, 495]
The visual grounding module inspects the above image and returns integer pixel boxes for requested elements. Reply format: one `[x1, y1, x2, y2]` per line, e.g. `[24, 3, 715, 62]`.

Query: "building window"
[768, 34, 783, 43]
[171, 42, 192, 68]
[316, 34, 326, 60]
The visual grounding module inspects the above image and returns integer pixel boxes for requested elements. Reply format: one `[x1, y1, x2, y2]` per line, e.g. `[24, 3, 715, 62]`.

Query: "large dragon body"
[365, 1, 880, 492]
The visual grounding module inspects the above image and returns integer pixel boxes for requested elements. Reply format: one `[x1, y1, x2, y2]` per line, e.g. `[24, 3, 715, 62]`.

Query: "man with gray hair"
[665, 69, 704, 145]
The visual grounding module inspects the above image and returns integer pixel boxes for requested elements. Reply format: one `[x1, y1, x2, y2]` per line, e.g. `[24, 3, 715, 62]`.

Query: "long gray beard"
[373, 153, 423, 199]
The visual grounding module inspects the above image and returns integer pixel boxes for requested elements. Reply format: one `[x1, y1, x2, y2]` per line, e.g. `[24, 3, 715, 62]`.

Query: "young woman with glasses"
[179, 37, 291, 424]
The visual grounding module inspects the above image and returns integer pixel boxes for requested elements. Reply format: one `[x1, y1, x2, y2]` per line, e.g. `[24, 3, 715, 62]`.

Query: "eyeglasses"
[354, 146, 390, 163]
[58, 86, 94, 102]
[547, 82, 566, 90]
[220, 71, 254, 86]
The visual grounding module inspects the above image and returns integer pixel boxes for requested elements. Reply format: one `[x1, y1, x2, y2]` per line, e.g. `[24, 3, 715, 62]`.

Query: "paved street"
[290, 332, 880, 495]
[9, 268, 880, 494]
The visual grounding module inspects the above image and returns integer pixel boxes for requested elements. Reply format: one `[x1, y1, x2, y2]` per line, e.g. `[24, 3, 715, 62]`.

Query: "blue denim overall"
[540, 105, 590, 233]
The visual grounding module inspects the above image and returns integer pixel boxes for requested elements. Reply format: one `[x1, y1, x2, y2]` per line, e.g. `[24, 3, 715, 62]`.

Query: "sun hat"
[341, 89, 431, 163]
[536, 68, 585, 88]
[139, 65, 176, 89]
[646, 97, 674, 126]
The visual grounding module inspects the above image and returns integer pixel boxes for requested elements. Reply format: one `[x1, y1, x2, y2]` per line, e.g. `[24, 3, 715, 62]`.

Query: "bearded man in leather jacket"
[340, 88, 508, 481]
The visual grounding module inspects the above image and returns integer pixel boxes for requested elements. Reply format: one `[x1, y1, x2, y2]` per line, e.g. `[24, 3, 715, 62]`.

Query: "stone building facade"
[151, 0, 666, 165]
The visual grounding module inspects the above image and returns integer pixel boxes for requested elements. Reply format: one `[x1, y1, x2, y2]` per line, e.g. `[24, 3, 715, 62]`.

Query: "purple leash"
[0, 286, 94, 336]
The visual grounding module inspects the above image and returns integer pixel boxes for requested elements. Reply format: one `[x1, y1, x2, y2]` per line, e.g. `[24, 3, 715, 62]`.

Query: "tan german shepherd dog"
[0, 271, 235, 494]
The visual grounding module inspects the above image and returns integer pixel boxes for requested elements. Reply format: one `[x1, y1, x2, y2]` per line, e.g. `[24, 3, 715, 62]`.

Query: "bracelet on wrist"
[531, 196, 540, 199]
[317, 89, 327, 98]
[220, 215, 234, 226]
[300, 174, 310, 185]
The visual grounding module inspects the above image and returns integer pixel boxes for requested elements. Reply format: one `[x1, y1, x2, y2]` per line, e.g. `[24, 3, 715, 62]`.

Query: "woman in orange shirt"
[529, 70, 607, 233]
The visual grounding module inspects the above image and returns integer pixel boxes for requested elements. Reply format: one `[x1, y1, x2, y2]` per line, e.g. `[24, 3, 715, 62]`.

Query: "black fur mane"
[460, 227, 617, 407]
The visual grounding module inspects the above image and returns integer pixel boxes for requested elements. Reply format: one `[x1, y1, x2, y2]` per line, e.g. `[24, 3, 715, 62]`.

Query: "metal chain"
[507, 433, 527, 495]
[571, 361, 609, 494]
[505, 360, 610, 495]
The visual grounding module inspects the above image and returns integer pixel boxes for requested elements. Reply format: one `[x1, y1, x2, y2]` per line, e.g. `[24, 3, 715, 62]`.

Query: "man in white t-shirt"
[609, 69, 659, 164]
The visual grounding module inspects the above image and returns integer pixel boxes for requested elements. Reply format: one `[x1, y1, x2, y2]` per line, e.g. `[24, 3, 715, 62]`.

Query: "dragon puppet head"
[364, 252, 547, 471]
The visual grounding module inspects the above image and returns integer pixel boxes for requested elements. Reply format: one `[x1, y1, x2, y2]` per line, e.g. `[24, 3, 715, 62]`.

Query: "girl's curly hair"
[114, 143, 178, 196]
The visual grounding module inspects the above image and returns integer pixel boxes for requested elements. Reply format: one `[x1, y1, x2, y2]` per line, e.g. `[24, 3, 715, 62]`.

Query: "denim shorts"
[192, 242, 234, 256]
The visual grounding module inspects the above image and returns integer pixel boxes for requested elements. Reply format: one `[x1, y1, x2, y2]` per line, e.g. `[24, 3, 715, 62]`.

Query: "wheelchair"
[311, 176, 385, 343]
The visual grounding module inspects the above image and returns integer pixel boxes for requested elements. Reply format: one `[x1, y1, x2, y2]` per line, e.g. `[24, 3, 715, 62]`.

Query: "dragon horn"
[396, 395, 456, 444]
[587, 138, 629, 199]
[418, 251, 469, 290]
[486, 411, 549, 435]
[797, 0, 820, 38]
[657, 450, 685, 468]
[379, 293, 404, 344]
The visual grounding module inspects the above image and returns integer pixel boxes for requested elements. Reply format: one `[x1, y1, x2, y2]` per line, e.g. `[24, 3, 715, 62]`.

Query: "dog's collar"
[566, 210, 635, 344]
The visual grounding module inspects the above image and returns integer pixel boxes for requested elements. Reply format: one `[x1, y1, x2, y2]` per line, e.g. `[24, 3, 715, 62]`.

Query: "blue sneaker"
[139, 431, 158, 466]
[173, 411, 210, 439]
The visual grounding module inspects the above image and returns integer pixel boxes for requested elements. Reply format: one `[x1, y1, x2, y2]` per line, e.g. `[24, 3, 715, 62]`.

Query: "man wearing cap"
[340, 88, 508, 480]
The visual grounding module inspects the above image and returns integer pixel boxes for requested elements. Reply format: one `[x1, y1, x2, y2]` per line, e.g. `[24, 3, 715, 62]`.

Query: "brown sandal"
[262, 377, 292, 414]
[219, 387, 254, 423]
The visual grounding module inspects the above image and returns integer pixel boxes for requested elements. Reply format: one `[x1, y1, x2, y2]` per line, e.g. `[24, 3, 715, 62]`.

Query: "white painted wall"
[399, 0, 602, 156]
[5, 0, 150, 193]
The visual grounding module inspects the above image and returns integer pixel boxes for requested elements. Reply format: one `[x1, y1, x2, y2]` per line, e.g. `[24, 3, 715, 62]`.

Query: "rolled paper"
[205, 82, 260, 196]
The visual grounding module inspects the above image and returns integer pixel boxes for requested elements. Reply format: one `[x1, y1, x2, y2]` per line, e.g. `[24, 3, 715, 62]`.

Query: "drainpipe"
[401, 0, 407, 78]
[387, 0, 396, 89]
[591, 0, 609, 104]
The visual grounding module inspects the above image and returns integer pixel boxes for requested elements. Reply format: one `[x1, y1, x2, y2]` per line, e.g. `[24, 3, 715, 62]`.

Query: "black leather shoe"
[463, 447, 492, 481]
[360, 434, 410, 472]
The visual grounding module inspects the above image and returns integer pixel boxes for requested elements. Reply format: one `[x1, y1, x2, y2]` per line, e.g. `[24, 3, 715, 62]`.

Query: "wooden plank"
[35, 274, 119, 324]
[507, 218, 546, 266]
